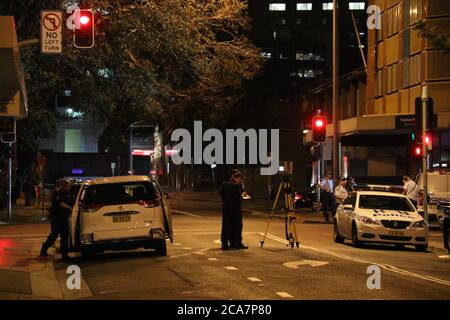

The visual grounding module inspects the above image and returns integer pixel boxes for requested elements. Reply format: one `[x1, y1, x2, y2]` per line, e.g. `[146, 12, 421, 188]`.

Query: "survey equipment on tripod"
[260, 175, 300, 249]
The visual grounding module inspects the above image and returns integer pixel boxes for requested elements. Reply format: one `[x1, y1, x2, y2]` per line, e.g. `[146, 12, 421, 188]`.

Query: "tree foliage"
[0, 0, 263, 157]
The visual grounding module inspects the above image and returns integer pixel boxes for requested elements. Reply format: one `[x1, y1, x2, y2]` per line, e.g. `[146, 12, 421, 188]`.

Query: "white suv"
[415, 171, 450, 228]
[70, 176, 173, 257]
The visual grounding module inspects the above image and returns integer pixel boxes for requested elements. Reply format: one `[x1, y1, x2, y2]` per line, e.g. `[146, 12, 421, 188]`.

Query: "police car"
[333, 190, 428, 251]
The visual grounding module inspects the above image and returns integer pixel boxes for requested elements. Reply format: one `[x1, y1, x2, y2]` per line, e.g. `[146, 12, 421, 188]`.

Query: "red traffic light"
[312, 116, 327, 143]
[73, 9, 94, 48]
[79, 15, 90, 25]
[413, 145, 422, 157]
[314, 119, 324, 128]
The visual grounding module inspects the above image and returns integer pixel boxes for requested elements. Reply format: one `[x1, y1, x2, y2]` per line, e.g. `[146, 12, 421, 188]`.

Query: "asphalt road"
[1, 198, 449, 300]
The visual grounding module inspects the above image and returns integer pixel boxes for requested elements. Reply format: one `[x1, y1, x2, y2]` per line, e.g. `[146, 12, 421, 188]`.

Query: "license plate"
[113, 215, 131, 223]
[429, 204, 437, 211]
[388, 230, 404, 237]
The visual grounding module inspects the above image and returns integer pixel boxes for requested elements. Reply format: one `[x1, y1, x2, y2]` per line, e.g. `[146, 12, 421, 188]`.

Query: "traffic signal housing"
[312, 116, 327, 143]
[73, 9, 94, 48]
[414, 97, 434, 135]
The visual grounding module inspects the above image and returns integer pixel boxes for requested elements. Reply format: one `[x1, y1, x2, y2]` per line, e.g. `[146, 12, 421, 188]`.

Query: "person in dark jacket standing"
[220, 171, 248, 250]
[40, 179, 75, 261]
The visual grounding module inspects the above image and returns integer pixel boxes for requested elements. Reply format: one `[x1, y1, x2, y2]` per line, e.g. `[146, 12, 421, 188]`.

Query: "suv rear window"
[359, 195, 414, 211]
[83, 181, 158, 208]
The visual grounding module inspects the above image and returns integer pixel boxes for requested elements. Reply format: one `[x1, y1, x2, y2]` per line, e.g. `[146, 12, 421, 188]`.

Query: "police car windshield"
[359, 195, 415, 211]
[83, 182, 158, 207]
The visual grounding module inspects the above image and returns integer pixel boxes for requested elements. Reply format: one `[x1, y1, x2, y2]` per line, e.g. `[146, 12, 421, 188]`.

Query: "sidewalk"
[0, 236, 62, 300]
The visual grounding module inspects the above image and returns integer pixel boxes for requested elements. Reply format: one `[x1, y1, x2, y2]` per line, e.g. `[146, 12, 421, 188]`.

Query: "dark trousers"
[221, 207, 243, 245]
[322, 192, 336, 221]
[42, 214, 69, 256]
[443, 217, 450, 250]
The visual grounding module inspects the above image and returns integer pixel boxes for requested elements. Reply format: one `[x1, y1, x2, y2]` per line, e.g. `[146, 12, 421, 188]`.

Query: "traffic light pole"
[421, 86, 428, 227]
[8, 143, 12, 220]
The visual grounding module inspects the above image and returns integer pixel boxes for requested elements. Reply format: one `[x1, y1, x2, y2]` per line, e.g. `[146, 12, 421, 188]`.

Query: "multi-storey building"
[303, 0, 450, 183]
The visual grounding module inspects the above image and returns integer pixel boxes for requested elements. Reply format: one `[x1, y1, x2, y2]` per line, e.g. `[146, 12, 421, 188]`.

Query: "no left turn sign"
[41, 11, 63, 54]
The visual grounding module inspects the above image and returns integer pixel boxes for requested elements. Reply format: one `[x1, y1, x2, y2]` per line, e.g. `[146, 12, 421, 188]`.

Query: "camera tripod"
[260, 175, 300, 249]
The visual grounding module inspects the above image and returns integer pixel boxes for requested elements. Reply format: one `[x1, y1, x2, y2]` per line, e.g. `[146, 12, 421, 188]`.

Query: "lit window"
[297, 3, 312, 11]
[349, 2, 365, 10]
[322, 2, 333, 10]
[296, 52, 324, 61]
[261, 51, 272, 59]
[269, 3, 286, 11]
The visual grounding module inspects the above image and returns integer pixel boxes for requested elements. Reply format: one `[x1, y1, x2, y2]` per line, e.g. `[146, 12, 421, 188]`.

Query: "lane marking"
[214, 240, 221, 244]
[438, 255, 450, 259]
[247, 277, 262, 282]
[283, 260, 329, 268]
[170, 248, 210, 258]
[224, 266, 238, 271]
[183, 247, 192, 250]
[260, 232, 450, 287]
[172, 243, 182, 246]
[171, 210, 202, 218]
[208, 258, 219, 261]
[276, 292, 294, 298]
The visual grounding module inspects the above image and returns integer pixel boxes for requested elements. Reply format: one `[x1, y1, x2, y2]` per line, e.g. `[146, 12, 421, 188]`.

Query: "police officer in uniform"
[40, 179, 75, 261]
[220, 170, 248, 250]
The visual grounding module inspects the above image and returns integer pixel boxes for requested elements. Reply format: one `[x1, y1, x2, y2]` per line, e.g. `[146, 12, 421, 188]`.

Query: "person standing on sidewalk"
[40, 179, 75, 261]
[220, 170, 248, 250]
[319, 173, 336, 222]
[335, 177, 349, 205]
[402, 175, 418, 207]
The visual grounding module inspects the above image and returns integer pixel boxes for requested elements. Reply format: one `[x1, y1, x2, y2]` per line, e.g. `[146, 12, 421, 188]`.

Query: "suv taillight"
[418, 191, 424, 206]
[137, 199, 160, 208]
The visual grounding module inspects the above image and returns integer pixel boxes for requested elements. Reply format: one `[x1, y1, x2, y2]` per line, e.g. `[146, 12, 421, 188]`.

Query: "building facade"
[303, 0, 450, 183]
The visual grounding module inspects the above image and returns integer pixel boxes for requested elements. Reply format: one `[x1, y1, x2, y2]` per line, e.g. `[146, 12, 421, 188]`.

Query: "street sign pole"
[421, 86, 428, 229]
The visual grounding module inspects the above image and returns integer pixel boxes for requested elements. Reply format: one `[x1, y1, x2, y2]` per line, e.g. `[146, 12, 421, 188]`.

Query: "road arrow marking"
[276, 292, 293, 298]
[283, 260, 329, 269]
[224, 266, 238, 270]
[247, 277, 262, 282]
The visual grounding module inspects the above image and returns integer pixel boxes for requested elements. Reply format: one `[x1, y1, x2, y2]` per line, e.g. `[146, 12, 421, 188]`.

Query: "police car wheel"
[351, 223, 362, 248]
[415, 244, 428, 252]
[333, 219, 344, 243]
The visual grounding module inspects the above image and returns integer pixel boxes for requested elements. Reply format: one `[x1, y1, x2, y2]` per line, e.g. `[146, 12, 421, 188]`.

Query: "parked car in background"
[70, 176, 173, 258]
[415, 171, 450, 228]
[294, 186, 322, 211]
